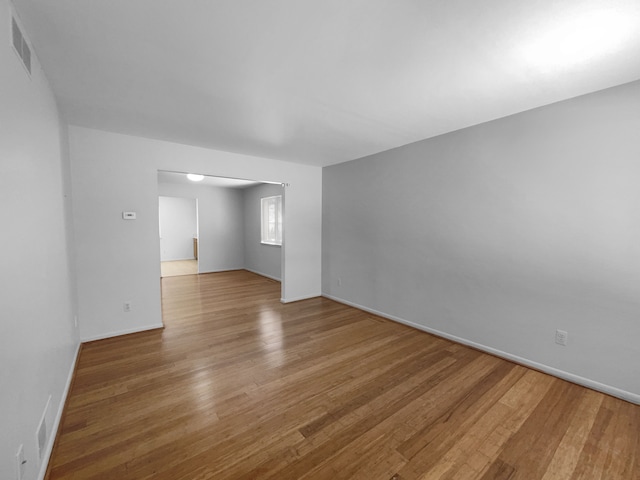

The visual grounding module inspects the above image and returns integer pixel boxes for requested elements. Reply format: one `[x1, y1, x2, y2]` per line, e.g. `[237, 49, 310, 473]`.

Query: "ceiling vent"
[11, 16, 31, 76]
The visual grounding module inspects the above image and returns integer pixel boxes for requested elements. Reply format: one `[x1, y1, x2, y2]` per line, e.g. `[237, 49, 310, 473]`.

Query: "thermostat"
[122, 211, 137, 220]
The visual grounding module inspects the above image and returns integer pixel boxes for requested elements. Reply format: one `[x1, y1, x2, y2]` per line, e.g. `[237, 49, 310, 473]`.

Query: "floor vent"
[11, 16, 31, 76]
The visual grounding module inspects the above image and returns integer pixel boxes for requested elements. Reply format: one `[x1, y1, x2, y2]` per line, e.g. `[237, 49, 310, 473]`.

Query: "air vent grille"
[36, 395, 51, 464]
[11, 16, 31, 75]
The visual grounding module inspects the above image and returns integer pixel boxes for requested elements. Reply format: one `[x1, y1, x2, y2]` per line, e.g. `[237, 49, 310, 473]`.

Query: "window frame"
[260, 195, 283, 246]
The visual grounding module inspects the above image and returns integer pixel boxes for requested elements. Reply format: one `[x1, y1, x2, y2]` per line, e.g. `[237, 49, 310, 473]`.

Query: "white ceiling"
[157, 171, 263, 189]
[13, 0, 640, 167]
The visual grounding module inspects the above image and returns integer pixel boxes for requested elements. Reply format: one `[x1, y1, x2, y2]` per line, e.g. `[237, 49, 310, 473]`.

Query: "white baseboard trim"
[198, 267, 244, 275]
[38, 341, 81, 480]
[245, 268, 281, 282]
[81, 323, 164, 343]
[281, 293, 321, 304]
[323, 293, 640, 405]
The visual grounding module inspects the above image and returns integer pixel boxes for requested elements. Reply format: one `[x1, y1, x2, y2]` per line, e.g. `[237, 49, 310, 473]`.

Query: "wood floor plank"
[485, 380, 583, 479]
[540, 389, 603, 480]
[45, 270, 640, 480]
[397, 363, 528, 479]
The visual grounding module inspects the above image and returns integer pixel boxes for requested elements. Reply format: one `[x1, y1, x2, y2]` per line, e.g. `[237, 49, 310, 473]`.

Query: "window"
[261, 195, 282, 245]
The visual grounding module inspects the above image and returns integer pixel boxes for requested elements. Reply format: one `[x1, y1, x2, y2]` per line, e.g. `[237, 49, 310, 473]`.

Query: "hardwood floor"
[46, 271, 639, 479]
[160, 259, 198, 277]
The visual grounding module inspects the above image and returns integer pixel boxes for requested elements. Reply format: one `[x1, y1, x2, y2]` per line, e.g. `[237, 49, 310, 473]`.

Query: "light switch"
[122, 211, 137, 220]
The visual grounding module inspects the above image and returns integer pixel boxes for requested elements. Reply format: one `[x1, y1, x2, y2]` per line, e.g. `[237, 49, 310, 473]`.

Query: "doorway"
[159, 195, 199, 277]
[157, 170, 285, 291]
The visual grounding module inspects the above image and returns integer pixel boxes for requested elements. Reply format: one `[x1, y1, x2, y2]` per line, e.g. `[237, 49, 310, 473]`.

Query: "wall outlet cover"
[555, 329, 568, 346]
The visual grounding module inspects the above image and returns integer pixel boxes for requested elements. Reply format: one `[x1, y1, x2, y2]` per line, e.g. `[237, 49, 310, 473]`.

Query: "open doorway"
[159, 195, 198, 277]
[157, 170, 285, 290]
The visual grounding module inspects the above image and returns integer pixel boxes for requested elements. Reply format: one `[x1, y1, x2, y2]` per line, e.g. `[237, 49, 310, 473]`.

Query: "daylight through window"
[261, 195, 282, 245]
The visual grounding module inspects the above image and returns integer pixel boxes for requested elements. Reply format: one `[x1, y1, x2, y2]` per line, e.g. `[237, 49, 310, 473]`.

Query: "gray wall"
[0, 2, 79, 478]
[243, 183, 284, 280]
[158, 183, 244, 273]
[322, 80, 640, 402]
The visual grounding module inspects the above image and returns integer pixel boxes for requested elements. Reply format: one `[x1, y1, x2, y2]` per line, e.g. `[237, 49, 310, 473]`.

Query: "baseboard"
[281, 293, 321, 304]
[197, 267, 244, 275]
[244, 268, 281, 282]
[80, 323, 164, 343]
[38, 341, 81, 480]
[322, 293, 640, 405]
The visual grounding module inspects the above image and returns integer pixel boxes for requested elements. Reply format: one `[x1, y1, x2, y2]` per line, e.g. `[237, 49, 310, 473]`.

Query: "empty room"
[1, 1, 639, 479]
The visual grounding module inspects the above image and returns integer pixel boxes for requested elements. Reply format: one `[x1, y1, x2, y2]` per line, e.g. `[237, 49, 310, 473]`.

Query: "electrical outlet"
[555, 329, 568, 346]
[123, 301, 132, 312]
[16, 444, 25, 480]
[337, 277, 342, 287]
[74, 315, 78, 328]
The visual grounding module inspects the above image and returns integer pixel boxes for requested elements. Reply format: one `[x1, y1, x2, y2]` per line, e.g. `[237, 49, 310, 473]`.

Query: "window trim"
[260, 195, 283, 246]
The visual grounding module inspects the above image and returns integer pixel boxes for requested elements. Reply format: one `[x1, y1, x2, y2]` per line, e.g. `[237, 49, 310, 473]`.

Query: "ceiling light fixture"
[187, 173, 204, 182]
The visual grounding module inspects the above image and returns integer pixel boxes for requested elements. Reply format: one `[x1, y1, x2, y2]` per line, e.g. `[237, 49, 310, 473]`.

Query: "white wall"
[69, 126, 322, 341]
[0, 2, 79, 479]
[159, 196, 197, 261]
[158, 182, 245, 272]
[323, 80, 640, 403]
[243, 183, 283, 280]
